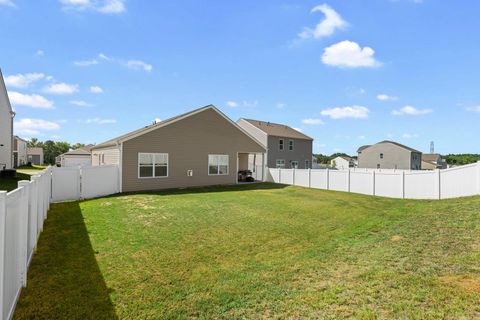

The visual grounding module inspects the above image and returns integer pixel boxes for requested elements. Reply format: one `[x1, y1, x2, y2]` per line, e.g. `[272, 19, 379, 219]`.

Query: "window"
[101, 154, 105, 165]
[377, 164, 381, 169]
[380, 153, 384, 159]
[305, 160, 310, 169]
[289, 140, 294, 151]
[208, 154, 229, 175]
[291, 160, 299, 169]
[138, 153, 168, 178]
[276, 159, 285, 168]
[279, 139, 284, 151]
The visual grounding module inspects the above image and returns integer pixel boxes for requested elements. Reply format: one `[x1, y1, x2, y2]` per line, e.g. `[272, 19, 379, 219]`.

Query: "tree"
[27, 138, 43, 148]
[71, 143, 86, 150]
[42, 140, 71, 165]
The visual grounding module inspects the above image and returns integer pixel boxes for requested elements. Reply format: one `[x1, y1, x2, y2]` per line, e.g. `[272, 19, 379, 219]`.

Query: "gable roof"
[92, 105, 266, 151]
[357, 140, 421, 153]
[422, 153, 441, 162]
[239, 118, 313, 140]
[14, 135, 28, 143]
[63, 148, 91, 156]
[0, 69, 14, 115]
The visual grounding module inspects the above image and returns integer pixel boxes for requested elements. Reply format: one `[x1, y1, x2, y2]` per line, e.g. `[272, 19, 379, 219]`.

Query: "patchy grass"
[0, 172, 31, 192]
[15, 183, 480, 319]
[16, 164, 48, 175]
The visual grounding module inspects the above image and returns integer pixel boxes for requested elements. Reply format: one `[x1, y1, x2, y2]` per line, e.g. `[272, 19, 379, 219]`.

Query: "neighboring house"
[91, 105, 266, 192]
[58, 144, 94, 167]
[421, 153, 448, 170]
[236, 118, 313, 170]
[27, 147, 44, 165]
[0, 69, 15, 170]
[13, 136, 28, 167]
[357, 140, 422, 170]
[331, 156, 356, 169]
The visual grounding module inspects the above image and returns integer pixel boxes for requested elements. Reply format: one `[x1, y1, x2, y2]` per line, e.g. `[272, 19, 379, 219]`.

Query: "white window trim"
[208, 154, 229, 176]
[276, 159, 285, 168]
[289, 139, 294, 151]
[138, 152, 169, 179]
[279, 138, 284, 151]
[291, 160, 299, 169]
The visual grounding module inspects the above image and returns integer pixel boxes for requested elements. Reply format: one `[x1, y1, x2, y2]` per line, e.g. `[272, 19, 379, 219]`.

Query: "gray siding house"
[236, 119, 313, 170]
[91, 105, 266, 192]
[357, 140, 422, 170]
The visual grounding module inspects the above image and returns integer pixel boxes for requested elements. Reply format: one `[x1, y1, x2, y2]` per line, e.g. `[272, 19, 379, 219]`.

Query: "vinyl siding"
[122, 108, 265, 192]
[91, 147, 120, 166]
[358, 142, 422, 170]
[266, 136, 313, 169]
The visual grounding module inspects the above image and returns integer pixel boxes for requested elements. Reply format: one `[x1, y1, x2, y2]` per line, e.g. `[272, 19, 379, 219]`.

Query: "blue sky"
[1, 0, 479, 155]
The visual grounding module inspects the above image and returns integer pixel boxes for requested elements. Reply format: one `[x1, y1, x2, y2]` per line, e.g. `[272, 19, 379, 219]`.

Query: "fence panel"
[268, 168, 280, 183]
[310, 169, 328, 189]
[440, 164, 478, 199]
[253, 165, 263, 181]
[280, 169, 294, 185]
[404, 171, 437, 199]
[81, 166, 119, 199]
[350, 171, 373, 195]
[51, 167, 81, 202]
[329, 170, 349, 192]
[373, 171, 404, 198]
[294, 169, 310, 187]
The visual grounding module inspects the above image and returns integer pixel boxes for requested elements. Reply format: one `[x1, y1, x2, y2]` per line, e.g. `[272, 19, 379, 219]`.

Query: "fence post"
[18, 181, 30, 287]
[326, 168, 330, 190]
[0, 191, 7, 318]
[402, 171, 405, 199]
[477, 161, 480, 195]
[292, 168, 295, 186]
[308, 168, 311, 188]
[372, 170, 376, 196]
[347, 169, 351, 192]
[278, 168, 282, 184]
[435, 169, 441, 200]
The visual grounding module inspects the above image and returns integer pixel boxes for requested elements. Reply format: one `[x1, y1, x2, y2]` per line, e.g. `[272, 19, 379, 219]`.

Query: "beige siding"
[91, 147, 120, 166]
[122, 108, 265, 192]
[358, 142, 422, 170]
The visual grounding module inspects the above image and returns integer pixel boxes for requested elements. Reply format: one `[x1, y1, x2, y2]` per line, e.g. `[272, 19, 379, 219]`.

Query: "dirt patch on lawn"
[390, 235, 403, 242]
[439, 275, 480, 292]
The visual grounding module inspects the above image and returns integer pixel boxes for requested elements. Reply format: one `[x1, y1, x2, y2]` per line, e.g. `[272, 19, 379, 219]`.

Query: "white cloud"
[293, 127, 303, 132]
[89, 85, 104, 93]
[226, 101, 238, 108]
[358, 135, 366, 140]
[8, 92, 54, 109]
[60, 0, 125, 14]
[377, 94, 398, 101]
[70, 100, 93, 107]
[126, 60, 153, 72]
[402, 133, 419, 139]
[320, 105, 370, 119]
[466, 106, 480, 113]
[322, 40, 381, 68]
[242, 100, 258, 108]
[14, 118, 60, 136]
[302, 118, 324, 125]
[74, 59, 99, 66]
[85, 117, 116, 124]
[4, 73, 45, 88]
[392, 105, 432, 116]
[35, 49, 44, 56]
[0, 0, 15, 7]
[276, 103, 286, 109]
[298, 4, 347, 40]
[43, 82, 79, 95]
[154, 118, 162, 123]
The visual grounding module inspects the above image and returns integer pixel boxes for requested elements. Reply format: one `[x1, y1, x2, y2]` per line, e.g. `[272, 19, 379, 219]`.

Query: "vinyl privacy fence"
[266, 161, 480, 200]
[0, 165, 120, 320]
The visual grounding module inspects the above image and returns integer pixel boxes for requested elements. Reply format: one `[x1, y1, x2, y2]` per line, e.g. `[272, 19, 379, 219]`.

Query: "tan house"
[331, 156, 356, 169]
[57, 144, 94, 167]
[27, 147, 44, 165]
[91, 105, 266, 192]
[236, 119, 313, 170]
[421, 153, 448, 170]
[358, 140, 422, 170]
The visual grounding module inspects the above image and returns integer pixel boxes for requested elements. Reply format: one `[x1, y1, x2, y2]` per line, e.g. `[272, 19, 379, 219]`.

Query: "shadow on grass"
[14, 202, 118, 319]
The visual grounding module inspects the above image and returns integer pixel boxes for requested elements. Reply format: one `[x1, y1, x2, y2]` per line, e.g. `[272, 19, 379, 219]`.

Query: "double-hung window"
[276, 159, 285, 168]
[279, 139, 284, 151]
[289, 140, 294, 151]
[208, 154, 229, 175]
[138, 153, 168, 178]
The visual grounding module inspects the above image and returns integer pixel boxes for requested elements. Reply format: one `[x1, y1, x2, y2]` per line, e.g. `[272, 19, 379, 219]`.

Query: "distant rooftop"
[241, 119, 313, 141]
[357, 140, 421, 153]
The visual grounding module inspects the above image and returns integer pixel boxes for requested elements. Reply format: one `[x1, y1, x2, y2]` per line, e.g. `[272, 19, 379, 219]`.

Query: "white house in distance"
[57, 145, 94, 167]
[13, 136, 28, 167]
[0, 69, 14, 170]
[330, 156, 356, 169]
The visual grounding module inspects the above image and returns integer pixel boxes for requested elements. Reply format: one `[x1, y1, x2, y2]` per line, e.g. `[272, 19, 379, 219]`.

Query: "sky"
[1, 0, 479, 155]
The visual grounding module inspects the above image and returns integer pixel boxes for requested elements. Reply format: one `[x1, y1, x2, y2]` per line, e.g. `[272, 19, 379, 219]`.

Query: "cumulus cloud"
[466, 106, 480, 113]
[126, 60, 153, 72]
[402, 133, 419, 139]
[226, 100, 258, 108]
[89, 86, 104, 93]
[298, 4, 347, 40]
[75, 53, 153, 73]
[322, 40, 381, 68]
[0, 0, 15, 7]
[14, 118, 60, 135]
[8, 92, 54, 109]
[85, 117, 116, 124]
[43, 82, 79, 95]
[4, 73, 45, 88]
[392, 105, 432, 115]
[377, 94, 398, 101]
[70, 100, 93, 107]
[59, 0, 125, 14]
[302, 118, 324, 125]
[320, 105, 370, 119]
[74, 59, 99, 66]
[226, 101, 239, 108]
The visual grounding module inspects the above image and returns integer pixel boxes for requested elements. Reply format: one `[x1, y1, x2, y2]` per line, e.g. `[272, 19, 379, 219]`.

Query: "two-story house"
[236, 118, 313, 170]
[13, 136, 28, 167]
[357, 140, 422, 170]
[0, 69, 15, 170]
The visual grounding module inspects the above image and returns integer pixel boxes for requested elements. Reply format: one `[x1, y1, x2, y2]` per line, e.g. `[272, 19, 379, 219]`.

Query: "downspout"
[10, 111, 15, 169]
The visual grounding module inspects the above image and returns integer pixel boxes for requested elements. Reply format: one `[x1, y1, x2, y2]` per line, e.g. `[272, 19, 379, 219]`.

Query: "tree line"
[27, 138, 86, 165]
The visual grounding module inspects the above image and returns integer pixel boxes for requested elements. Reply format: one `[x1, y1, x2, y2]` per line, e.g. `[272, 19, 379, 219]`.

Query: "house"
[90, 105, 266, 192]
[357, 140, 422, 170]
[0, 69, 14, 170]
[57, 144, 94, 167]
[236, 118, 313, 170]
[27, 147, 44, 165]
[421, 153, 448, 170]
[13, 136, 28, 167]
[330, 156, 356, 169]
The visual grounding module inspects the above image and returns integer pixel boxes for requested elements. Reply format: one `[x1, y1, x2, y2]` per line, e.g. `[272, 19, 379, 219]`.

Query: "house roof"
[422, 153, 441, 162]
[92, 105, 266, 151]
[239, 118, 313, 140]
[14, 135, 28, 143]
[63, 148, 91, 156]
[357, 140, 421, 153]
[337, 155, 354, 161]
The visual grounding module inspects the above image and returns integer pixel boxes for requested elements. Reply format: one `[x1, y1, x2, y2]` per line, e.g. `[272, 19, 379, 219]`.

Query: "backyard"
[14, 183, 480, 319]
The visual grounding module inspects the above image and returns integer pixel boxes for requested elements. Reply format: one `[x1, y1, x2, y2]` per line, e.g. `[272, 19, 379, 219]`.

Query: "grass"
[0, 172, 31, 192]
[14, 183, 480, 319]
[16, 164, 48, 175]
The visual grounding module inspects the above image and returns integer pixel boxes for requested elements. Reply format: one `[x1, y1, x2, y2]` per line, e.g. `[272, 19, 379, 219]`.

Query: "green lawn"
[16, 164, 48, 175]
[0, 172, 31, 192]
[14, 183, 480, 319]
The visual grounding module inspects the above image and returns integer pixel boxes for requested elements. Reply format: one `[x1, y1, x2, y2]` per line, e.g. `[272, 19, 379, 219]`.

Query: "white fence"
[266, 162, 480, 200]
